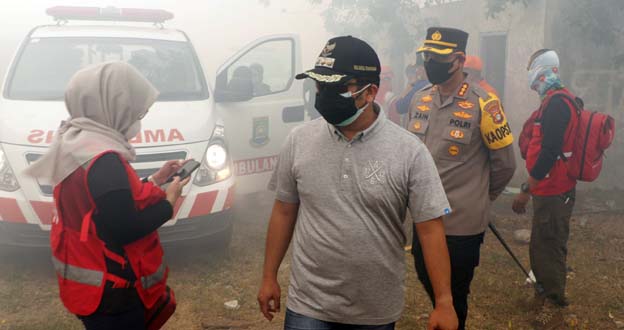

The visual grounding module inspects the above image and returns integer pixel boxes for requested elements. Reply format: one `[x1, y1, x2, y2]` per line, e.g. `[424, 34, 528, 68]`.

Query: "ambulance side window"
[221, 39, 294, 98]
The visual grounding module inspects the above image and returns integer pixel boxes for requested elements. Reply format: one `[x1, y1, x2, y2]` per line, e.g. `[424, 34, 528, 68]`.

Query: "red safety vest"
[50, 151, 169, 316]
[525, 88, 578, 196]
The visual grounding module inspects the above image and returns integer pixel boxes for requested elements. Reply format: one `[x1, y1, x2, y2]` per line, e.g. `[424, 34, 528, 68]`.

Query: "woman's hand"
[165, 176, 191, 207]
[151, 159, 187, 186]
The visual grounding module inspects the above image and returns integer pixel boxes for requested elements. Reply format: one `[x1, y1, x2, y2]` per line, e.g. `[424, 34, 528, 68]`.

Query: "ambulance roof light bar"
[46, 6, 174, 25]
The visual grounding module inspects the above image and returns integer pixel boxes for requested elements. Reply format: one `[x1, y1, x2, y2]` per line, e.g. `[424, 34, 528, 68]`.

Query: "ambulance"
[0, 7, 307, 247]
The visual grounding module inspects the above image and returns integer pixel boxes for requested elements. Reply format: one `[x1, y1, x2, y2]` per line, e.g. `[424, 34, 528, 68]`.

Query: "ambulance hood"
[0, 99, 216, 147]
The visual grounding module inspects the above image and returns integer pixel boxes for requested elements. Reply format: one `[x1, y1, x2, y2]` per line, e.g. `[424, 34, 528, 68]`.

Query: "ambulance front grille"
[25, 151, 188, 196]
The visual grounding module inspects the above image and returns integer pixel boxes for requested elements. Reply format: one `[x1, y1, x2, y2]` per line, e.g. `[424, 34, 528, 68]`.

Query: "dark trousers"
[530, 189, 575, 306]
[284, 309, 395, 330]
[412, 230, 484, 330]
[78, 303, 146, 330]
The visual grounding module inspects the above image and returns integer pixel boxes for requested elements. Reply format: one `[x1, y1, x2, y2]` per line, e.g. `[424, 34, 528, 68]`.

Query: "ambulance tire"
[210, 223, 233, 259]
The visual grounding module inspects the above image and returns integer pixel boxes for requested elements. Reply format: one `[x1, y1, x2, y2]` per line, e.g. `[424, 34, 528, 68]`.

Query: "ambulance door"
[214, 34, 305, 195]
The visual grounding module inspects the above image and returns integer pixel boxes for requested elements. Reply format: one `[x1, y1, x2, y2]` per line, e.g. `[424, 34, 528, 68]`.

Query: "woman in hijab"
[26, 61, 189, 330]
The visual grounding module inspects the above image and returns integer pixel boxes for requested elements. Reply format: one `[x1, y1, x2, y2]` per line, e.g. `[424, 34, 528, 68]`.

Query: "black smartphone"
[167, 160, 201, 183]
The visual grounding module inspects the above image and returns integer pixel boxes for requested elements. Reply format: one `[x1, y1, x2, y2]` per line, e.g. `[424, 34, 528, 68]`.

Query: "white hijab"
[25, 61, 159, 186]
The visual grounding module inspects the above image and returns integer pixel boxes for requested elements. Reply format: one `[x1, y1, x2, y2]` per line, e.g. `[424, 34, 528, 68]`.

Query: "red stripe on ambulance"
[187, 191, 219, 218]
[0, 198, 27, 223]
[30, 201, 56, 225]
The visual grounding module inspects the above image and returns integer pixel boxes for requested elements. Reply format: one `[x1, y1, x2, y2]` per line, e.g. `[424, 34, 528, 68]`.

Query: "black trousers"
[78, 303, 146, 330]
[412, 230, 484, 330]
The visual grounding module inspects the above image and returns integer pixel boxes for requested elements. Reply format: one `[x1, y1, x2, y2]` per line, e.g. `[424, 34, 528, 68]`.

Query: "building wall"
[546, 0, 624, 190]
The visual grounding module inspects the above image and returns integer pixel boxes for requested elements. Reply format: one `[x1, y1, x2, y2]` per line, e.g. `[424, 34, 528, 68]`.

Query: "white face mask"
[125, 121, 141, 140]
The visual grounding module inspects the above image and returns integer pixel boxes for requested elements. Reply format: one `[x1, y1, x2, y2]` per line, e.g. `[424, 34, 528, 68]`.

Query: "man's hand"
[151, 159, 188, 186]
[428, 300, 458, 330]
[257, 277, 281, 321]
[512, 192, 531, 214]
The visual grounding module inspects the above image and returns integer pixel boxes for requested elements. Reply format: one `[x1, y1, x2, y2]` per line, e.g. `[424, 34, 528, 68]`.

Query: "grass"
[0, 191, 622, 329]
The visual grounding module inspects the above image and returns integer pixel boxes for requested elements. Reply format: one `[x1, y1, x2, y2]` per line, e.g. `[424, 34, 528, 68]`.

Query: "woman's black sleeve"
[87, 153, 173, 246]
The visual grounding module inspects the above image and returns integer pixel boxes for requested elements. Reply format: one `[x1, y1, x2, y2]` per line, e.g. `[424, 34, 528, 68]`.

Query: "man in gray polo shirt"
[257, 36, 458, 330]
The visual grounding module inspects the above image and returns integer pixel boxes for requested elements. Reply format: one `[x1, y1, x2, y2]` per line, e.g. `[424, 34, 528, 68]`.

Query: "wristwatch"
[521, 182, 531, 194]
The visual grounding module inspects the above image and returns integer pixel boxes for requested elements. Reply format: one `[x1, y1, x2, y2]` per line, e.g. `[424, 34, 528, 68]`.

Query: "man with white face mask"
[513, 49, 579, 330]
[257, 36, 458, 330]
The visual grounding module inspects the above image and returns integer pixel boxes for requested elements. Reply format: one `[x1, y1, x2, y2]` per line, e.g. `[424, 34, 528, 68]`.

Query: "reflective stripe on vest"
[141, 263, 166, 289]
[52, 257, 103, 286]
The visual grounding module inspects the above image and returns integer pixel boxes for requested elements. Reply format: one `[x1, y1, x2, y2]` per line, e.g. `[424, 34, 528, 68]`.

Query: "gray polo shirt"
[268, 105, 450, 325]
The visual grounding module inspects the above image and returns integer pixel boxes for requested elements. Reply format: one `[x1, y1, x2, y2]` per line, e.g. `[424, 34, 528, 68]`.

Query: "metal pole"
[488, 222, 544, 294]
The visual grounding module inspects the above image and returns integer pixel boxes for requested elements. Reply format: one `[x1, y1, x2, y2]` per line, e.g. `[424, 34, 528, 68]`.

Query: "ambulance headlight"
[0, 148, 20, 192]
[205, 144, 227, 170]
[194, 142, 232, 187]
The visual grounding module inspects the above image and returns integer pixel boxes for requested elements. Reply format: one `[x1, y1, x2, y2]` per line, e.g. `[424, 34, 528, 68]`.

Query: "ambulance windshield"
[5, 37, 209, 101]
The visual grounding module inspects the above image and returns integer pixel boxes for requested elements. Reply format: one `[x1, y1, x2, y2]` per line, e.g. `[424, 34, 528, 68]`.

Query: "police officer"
[408, 27, 517, 330]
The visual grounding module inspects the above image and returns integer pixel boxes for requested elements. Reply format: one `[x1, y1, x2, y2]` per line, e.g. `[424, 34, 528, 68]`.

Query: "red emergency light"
[46, 6, 174, 24]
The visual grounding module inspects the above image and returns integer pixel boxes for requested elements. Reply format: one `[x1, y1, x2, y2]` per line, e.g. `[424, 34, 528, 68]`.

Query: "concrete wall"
[546, 0, 624, 190]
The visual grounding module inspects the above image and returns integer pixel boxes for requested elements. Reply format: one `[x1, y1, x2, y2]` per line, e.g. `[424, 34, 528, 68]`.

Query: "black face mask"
[424, 58, 458, 85]
[314, 85, 368, 126]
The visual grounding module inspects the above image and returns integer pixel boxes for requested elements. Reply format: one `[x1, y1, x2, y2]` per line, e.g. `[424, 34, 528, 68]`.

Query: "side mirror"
[215, 66, 254, 103]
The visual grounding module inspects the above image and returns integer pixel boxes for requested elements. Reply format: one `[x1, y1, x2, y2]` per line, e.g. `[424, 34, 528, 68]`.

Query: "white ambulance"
[0, 7, 307, 247]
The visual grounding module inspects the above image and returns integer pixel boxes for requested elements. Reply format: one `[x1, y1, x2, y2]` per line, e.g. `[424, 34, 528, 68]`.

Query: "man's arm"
[529, 96, 571, 183]
[415, 217, 453, 304]
[416, 218, 458, 330]
[489, 145, 517, 200]
[477, 95, 517, 200]
[258, 200, 299, 321]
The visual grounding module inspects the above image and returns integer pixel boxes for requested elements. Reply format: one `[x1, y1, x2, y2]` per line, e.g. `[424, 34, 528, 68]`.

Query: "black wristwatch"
[521, 182, 531, 194]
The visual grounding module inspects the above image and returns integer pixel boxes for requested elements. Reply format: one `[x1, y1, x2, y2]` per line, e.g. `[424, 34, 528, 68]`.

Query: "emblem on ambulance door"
[250, 117, 270, 147]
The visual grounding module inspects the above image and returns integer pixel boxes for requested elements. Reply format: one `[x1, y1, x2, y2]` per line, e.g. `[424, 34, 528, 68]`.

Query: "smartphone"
[167, 160, 201, 183]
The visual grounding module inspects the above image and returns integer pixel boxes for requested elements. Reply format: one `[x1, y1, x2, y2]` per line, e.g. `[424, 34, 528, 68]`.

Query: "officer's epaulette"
[471, 84, 492, 101]
[418, 83, 433, 92]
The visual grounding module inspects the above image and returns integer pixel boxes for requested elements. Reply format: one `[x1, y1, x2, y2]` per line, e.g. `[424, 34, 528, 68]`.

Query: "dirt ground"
[0, 190, 623, 330]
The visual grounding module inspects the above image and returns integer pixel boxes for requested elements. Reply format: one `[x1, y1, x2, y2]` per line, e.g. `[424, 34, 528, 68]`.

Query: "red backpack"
[519, 91, 616, 182]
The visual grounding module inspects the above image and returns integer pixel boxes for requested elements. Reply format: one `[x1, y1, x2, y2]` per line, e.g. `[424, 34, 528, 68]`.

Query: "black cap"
[295, 36, 381, 85]
[417, 27, 468, 55]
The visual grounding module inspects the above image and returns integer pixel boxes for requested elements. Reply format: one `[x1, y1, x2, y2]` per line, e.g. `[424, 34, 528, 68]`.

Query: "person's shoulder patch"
[418, 83, 433, 92]
[479, 93, 513, 150]
[471, 84, 491, 100]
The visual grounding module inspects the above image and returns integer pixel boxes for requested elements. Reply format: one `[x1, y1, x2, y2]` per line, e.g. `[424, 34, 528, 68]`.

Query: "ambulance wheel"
[208, 223, 233, 259]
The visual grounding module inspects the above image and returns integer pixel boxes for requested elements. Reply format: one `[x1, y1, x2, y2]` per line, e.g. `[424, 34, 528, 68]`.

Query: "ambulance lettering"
[234, 156, 278, 176]
[28, 129, 185, 144]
